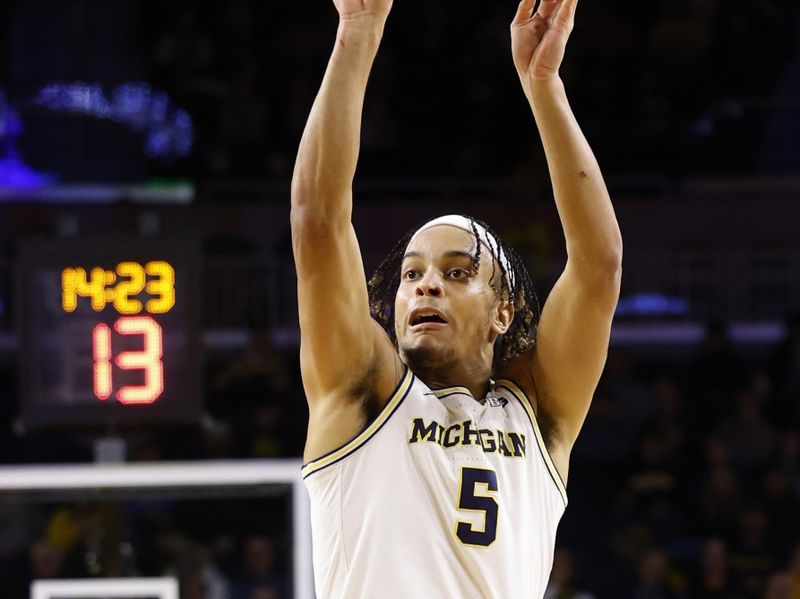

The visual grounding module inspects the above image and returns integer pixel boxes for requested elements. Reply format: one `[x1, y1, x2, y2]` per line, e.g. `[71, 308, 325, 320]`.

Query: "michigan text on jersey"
[408, 418, 526, 458]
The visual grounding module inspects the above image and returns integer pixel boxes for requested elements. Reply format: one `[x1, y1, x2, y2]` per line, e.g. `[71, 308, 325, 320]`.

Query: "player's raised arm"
[506, 0, 623, 480]
[291, 0, 401, 461]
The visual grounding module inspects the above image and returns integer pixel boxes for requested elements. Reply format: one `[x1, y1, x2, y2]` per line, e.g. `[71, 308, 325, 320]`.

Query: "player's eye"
[447, 268, 468, 279]
[403, 269, 420, 281]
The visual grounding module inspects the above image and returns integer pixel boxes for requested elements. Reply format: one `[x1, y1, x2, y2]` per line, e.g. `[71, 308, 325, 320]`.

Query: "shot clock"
[18, 237, 201, 427]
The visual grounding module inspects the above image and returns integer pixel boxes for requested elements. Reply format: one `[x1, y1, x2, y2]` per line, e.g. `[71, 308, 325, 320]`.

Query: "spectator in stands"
[698, 463, 741, 540]
[689, 538, 741, 598]
[0, 499, 35, 571]
[29, 540, 64, 580]
[644, 377, 687, 462]
[46, 503, 107, 577]
[622, 429, 684, 541]
[786, 545, 800, 597]
[762, 572, 792, 599]
[0, 539, 69, 597]
[688, 320, 746, 429]
[575, 351, 650, 463]
[760, 468, 800, 558]
[249, 587, 279, 599]
[232, 534, 284, 599]
[705, 435, 731, 468]
[170, 538, 231, 599]
[630, 549, 685, 599]
[544, 548, 597, 599]
[728, 506, 776, 598]
[180, 570, 207, 599]
[719, 388, 776, 476]
[210, 332, 293, 458]
[198, 544, 231, 599]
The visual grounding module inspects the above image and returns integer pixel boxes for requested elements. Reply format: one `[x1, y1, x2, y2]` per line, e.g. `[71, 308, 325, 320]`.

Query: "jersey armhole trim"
[301, 367, 414, 479]
[495, 378, 568, 507]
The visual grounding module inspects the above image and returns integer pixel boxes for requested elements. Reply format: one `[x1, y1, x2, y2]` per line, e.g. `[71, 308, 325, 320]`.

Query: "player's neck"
[418, 366, 492, 401]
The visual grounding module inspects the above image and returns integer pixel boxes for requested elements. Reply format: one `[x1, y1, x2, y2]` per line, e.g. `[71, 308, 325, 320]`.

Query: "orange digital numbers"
[61, 260, 175, 315]
[62, 267, 111, 312]
[115, 316, 164, 404]
[145, 261, 176, 313]
[93, 323, 113, 400]
[92, 316, 165, 404]
[114, 262, 146, 314]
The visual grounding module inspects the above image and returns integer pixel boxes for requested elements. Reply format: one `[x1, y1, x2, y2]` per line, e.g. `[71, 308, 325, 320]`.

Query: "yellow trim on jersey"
[431, 386, 472, 399]
[301, 368, 414, 479]
[494, 378, 568, 506]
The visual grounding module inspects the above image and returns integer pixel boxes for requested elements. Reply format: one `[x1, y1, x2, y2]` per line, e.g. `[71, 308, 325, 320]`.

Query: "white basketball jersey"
[302, 367, 568, 599]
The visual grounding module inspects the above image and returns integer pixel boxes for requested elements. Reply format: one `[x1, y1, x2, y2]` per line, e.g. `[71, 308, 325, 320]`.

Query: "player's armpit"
[531, 258, 620, 446]
[503, 257, 620, 481]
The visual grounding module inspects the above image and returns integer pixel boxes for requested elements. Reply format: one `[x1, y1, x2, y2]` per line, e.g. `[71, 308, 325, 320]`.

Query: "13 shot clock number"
[18, 237, 201, 427]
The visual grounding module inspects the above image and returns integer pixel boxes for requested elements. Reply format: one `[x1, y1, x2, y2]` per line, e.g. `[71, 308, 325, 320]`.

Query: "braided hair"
[367, 215, 540, 373]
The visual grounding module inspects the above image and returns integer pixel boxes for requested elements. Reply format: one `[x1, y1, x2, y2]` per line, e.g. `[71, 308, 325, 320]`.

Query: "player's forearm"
[291, 19, 385, 223]
[526, 78, 622, 270]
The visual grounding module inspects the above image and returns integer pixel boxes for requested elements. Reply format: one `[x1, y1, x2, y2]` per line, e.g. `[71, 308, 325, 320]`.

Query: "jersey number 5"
[456, 467, 499, 547]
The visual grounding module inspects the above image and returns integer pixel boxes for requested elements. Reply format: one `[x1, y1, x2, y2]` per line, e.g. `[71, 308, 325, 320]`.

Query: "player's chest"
[404, 389, 531, 470]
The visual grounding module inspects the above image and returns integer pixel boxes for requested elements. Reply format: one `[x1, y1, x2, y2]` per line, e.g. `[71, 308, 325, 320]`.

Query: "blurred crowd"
[551, 316, 800, 598]
[0, 315, 797, 598]
[0, 499, 291, 599]
[1, 0, 799, 186]
[2, 0, 798, 184]
[141, 0, 800, 181]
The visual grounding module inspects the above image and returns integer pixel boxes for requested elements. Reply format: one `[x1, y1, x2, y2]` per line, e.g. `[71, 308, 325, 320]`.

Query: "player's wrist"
[337, 16, 386, 51]
[521, 75, 567, 107]
[522, 73, 565, 92]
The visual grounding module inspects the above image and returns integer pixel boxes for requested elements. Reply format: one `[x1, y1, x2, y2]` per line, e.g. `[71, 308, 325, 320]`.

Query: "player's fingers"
[535, 0, 562, 22]
[512, 0, 536, 25]
[555, 0, 578, 31]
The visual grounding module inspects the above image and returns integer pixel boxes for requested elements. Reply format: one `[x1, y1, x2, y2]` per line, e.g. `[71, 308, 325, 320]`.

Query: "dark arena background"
[0, 0, 799, 598]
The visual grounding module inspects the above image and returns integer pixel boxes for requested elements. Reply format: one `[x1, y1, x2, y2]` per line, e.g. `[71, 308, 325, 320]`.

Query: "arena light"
[615, 293, 690, 316]
[31, 82, 193, 159]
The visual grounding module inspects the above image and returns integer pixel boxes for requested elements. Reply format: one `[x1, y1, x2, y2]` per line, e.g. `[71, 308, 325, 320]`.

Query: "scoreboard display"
[17, 237, 202, 427]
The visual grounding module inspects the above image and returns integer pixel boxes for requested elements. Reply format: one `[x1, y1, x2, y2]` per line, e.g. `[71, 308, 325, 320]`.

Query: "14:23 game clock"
[17, 237, 202, 427]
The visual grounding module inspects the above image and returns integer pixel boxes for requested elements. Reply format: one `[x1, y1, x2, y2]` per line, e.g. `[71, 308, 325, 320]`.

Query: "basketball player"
[291, 0, 622, 597]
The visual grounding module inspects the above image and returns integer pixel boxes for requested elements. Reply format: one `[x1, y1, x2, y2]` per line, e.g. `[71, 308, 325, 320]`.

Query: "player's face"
[394, 226, 512, 374]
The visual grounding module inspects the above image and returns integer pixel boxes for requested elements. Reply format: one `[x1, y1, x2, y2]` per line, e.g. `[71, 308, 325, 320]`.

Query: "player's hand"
[333, 0, 393, 23]
[511, 0, 578, 85]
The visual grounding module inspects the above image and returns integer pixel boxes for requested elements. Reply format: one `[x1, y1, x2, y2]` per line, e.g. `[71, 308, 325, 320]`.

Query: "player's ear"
[491, 300, 514, 336]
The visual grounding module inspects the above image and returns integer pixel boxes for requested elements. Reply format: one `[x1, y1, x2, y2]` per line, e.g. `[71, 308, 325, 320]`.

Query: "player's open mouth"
[409, 309, 448, 330]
